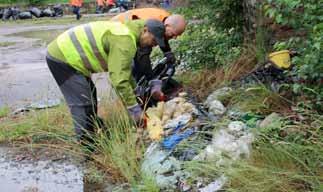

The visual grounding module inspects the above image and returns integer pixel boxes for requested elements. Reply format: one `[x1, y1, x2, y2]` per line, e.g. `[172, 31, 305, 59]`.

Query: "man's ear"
[143, 26, 148, 33]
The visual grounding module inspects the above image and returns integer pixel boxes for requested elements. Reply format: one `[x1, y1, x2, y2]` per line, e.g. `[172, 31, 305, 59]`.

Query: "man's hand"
[149, 79, 165, 101]
[128, 104, 147, 128]
[164, 51, 176, 64]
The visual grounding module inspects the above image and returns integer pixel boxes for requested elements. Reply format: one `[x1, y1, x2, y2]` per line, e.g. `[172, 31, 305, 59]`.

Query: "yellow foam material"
[269, 50, 291, 69]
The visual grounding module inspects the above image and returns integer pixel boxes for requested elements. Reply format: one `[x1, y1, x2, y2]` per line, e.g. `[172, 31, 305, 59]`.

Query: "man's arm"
[133, 40, 174, 82]
[133, 46, 153, 82]
[160, 39, 171, 53]
[106, 35, 137, 107]
[160, 40, 176, 64]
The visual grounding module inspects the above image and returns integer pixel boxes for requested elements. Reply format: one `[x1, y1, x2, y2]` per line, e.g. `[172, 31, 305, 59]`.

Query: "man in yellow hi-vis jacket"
[46, 19, 166, 147]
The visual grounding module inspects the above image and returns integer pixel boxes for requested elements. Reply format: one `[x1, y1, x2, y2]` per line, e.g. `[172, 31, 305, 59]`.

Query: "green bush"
[264, 0, 323, 111]
[173, 0, 244, 69]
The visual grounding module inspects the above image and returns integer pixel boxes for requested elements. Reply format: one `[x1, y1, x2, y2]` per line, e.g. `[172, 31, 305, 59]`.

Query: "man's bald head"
[164, 14, 186, 40]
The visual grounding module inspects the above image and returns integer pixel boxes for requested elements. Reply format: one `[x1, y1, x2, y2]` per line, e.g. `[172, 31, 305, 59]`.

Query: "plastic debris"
[53, 4, 63, 17]
[30, 7, 42, 18]
[194, 127, 253, 161]
[18, 12, 32, 19]
[28, 99, 61, 109]
[208, 100, 226, 116]
[179, 180, 192, 191]
[145, 96, 197, 140]
[228, 121, 246, 133]
[147, 114, 163, 141]
[141, 143, 184, 190]
[259, 112, 281, 128]
[164, 114, 191, 129]
[108, 8, 121, 13]
[204, 87, 233, 107]
[139, 86, 256, 191]
[42, 7, 54, 17]
[12, 99, 61, 115]
[162, 128, 195, 150]
[141, 143, 171, 176]
[2, 8, 12, 20]
[179, 92, 188, 97]
[199, 175, 227, 192]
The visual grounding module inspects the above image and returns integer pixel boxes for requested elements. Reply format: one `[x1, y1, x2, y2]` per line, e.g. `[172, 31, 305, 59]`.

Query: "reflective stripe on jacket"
[57, 21, 136, 76]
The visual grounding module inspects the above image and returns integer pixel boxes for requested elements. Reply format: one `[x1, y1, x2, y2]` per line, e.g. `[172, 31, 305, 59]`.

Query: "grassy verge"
[0, 41, 16, 47]
[179, 85, 323, 192]
[0, 91, 146, 189]
[0, 15, 111, 26]
[10, 29, 65, 44]
[224, 111, 323, 192]
[0, 0, 92, 6]
[0, 104, 73, 143]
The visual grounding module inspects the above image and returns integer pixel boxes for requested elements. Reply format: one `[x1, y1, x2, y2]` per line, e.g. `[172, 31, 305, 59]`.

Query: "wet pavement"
[0, 23, 111, 109]
[0, 146, 83, 192]
[0, 22, 114, 192]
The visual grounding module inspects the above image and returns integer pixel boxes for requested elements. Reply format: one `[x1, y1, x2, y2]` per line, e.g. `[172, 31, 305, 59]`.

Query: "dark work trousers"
[72, 6, 81, 20]
[46, 54, 105, 145]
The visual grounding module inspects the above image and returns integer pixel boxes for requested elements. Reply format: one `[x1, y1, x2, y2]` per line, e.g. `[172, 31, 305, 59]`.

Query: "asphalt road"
[0, 23, 112, 109]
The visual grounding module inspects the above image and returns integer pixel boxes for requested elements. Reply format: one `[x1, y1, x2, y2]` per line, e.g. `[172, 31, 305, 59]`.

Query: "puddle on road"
[0, 147, 83, 192]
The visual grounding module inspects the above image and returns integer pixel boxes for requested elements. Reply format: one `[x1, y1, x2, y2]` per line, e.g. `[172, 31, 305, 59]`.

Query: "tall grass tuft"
[176, 46, 258, 101]
[88, 92, 144, 184]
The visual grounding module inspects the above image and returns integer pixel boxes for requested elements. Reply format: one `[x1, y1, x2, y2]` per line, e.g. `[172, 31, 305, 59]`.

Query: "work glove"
[128, 104, 147, 128]
[149, 79, 166, 101]
[164, 51, 176, 64]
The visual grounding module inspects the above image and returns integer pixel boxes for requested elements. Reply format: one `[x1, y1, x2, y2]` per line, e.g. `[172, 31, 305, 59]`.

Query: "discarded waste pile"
[141, 87, 255, 191]
[0, 5, 63, 21]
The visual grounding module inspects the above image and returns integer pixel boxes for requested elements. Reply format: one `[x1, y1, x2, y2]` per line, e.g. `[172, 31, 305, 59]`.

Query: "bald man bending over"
[134, 14, 186, 102]
[112, 9, 186, 102]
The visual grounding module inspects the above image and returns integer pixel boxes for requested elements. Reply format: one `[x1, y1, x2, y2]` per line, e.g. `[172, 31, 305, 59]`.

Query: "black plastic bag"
[0, 9, 4, 19]
[11, 7, 20, 20]
[18, 11, 32, 19]
[42, 7, 54, 17]
[2, 8, 12, 20]
[53, 4, 63, 17]
[30, 7, 42, 18]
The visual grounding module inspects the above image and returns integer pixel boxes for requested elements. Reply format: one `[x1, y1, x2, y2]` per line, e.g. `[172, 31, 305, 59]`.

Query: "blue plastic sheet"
[162, 124, 195, 150]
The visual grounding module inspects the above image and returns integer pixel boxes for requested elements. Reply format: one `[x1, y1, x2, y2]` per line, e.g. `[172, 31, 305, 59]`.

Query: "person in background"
[70, 0, 83, 20]
[106, 0, 116, 11]
[116, 0, 129, 11]
[95, 0, 105, 14]
[162, 0, 171, 9]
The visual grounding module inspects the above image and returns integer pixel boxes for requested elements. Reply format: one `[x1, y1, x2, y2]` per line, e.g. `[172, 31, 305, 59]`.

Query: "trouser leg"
[46, 55, 103, 143]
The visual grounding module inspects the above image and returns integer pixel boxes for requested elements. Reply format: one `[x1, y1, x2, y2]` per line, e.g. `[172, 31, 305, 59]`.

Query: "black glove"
[164, 51, 176, 64]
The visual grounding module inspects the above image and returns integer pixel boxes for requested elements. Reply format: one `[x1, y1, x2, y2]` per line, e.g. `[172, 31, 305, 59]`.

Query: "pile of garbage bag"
[141, 88, 255, 191]
[1, 4, 63, 21]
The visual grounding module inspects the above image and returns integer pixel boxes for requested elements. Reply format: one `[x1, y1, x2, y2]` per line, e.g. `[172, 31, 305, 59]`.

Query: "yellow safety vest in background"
[57, 21, 136, 76]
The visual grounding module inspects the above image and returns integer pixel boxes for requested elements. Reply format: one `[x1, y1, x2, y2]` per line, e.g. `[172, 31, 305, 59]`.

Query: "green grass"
[89, 94, 144, 184]
[227, 85, 292, 115]
[0, 41, 16, 47]
[0, 104, 73, 142]
[0, 106, 10, 118]
[10, 29, 65, 44]
[0, 91, 145, 188]
[0, 0, 92, 6]
[0, 15, 111, 26]
[3, 16, 112, 45]
[180, 88, 323, 192]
